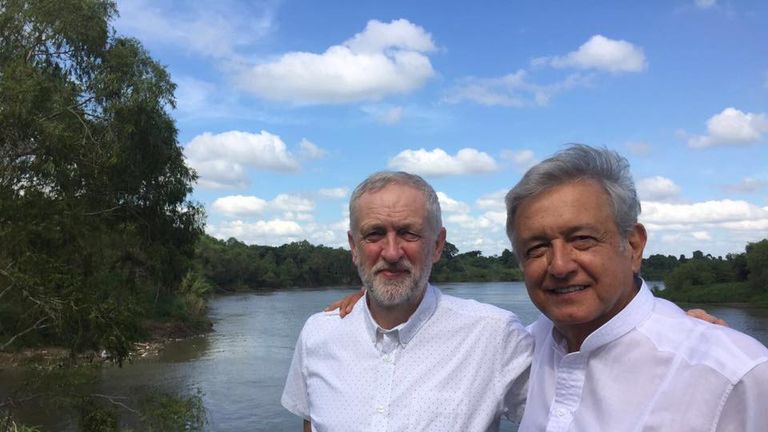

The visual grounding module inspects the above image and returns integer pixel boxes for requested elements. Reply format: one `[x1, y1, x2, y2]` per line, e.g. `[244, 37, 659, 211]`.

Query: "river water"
[3, 282, 768, 431]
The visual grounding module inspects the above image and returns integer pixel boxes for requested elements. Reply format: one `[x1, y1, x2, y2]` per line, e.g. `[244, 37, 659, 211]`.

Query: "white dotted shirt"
[281, 284, 533, 432]
[519, 282, 768, 432]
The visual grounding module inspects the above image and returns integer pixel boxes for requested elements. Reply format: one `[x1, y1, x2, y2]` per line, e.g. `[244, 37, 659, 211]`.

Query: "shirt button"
[376, 406, 386, 414]
[556, 408, 566, 417]
[383, 354, 392, 363]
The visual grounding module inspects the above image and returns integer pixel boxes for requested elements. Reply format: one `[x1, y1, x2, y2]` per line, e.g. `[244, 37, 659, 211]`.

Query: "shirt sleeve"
[500, 314, 534, 423]
[716, 360, 768, 432]
[281, 322, 311, 420]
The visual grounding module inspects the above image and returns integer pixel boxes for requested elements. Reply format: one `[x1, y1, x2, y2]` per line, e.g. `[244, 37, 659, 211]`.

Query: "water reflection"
[1, 282, 766, 431]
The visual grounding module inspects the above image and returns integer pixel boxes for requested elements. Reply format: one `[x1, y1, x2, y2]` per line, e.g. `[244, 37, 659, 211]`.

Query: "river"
[2, 282, 768, 431]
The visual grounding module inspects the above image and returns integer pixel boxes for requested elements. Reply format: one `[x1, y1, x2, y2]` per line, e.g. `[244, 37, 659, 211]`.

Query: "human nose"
[380, 232, 404, 263]
[547, 241, 577, 278]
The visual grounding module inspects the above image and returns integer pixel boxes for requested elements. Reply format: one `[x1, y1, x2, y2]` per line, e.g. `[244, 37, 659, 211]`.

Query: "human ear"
[627, 223, 647, 273]
[348, 231, 359, 264]
[432, 227, 447, 263]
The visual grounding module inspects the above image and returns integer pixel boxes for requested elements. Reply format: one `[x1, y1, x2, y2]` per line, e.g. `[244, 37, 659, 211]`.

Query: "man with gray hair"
[507, 144, 768, 431]
[282, 171, 532, 431]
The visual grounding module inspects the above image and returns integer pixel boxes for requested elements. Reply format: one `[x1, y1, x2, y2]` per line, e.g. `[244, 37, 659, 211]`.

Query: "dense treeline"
[0, 0, 206, 362]
[194, 235, 524, 290]
[655, 239, 768, 304]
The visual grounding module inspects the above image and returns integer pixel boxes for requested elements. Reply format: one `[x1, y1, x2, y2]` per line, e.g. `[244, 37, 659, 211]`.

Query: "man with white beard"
[281, 171, 533, 432]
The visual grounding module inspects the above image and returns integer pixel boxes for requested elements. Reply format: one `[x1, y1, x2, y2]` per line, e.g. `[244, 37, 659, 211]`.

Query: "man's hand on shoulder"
[686, 308, 728, 326]
[324, 287, 365, 318]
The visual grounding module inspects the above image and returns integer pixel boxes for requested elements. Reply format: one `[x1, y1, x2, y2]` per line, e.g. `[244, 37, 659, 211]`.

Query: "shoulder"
[641, 296, 768, 384]
[297, 306, 362, 343]
[436, 290, 526, 332]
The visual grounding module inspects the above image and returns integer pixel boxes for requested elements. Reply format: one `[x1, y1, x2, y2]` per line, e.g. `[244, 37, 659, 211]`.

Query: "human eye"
[363, 229, 384, 242]
[399, 230, 421, 242]
[525, 243, 548, 259]
[571, 235, 598, 250]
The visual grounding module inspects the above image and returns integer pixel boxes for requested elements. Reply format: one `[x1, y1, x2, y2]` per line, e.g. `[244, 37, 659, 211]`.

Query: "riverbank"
[0, 319, 212, 369]
[654, 281, 768, 306]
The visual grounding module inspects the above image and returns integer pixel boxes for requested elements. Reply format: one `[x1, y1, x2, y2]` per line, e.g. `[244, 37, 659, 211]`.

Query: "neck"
[367, 289, 426, 330]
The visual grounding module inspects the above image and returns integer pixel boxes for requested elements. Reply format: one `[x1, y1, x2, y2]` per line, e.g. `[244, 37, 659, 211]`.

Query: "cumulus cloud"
[212, 193, 315, 217]
[500, 149, 537, 171]
[476, 190, 508, 211]
[209, 219, 304, 246]
[388, 148, 498, 176]
[636, 176, 682, 202]
[436, 192, 470, 214]
[533, 35, 647, 73]
[185, 131, 300, 189]
[444, 70, 592, 107]
[239, 19, 436, 104]
[271, 194, 315, 212]
[687, 107, 768, 148]
[212, 195, 268, 216]
[298, 139, 327, 160]
[318, 188, 348, 199]
[641, 200, 768, 225]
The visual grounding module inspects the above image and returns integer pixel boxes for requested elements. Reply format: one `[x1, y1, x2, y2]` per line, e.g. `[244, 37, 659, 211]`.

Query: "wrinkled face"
[348, 184, 445, 308]
[512, 180, 646, 344]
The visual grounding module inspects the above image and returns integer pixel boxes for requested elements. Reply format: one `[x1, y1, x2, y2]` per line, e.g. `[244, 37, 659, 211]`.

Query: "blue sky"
[114, 0, 768, 258]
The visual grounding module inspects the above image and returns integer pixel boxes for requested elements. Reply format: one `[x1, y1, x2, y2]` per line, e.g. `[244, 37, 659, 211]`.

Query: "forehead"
[353, 184, 428, 227]
[513, 180, 615, 238]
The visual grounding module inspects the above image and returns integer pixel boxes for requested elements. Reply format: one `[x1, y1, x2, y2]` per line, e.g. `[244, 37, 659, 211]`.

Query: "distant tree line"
[654, 239, 768, 304]
[193, 235, 525, 290]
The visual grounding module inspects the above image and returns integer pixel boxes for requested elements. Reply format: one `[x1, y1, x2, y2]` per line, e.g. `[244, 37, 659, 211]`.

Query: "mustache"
[372, 259, 414, 273]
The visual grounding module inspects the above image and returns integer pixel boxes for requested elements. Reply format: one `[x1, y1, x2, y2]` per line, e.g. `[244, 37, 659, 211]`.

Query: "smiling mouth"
[550, 285, 587, 294]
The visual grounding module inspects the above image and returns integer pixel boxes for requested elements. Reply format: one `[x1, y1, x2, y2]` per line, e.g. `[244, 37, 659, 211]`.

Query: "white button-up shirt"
[282, 284, 533, 432]
[519, 282, 768, 432]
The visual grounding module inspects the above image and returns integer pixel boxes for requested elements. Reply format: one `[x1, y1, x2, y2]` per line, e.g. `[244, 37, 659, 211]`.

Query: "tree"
[746, 239, 768, 293]
[0, 0, 203, 361]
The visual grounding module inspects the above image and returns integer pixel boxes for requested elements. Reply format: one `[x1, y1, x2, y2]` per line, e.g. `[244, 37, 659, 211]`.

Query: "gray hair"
[505, 144, 641, 248]
[349, 171, 442, 235]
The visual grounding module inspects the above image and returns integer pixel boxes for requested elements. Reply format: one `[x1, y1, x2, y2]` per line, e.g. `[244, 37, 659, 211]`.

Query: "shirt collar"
[551, 279, 654, 353]
[362, 284, 439, 347]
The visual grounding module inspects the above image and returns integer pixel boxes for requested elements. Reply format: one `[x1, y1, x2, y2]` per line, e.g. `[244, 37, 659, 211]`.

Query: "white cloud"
[436, 192, 470, 214]
[185, 130, 299, 189]
[687, 107, 768, 148]
[534, 35, 647, 73]
[298, 139, 327, 160]
[695, 0, 717, 8]
[444, 70, 592, 107]
[209, 219, 304, 246]
[318, 188, 349, 199]
[238, 19, 436, 104]
[637, 176, 682, 202]
[500, 149, 537, 171]
[691, 231, 713, 240]
[641, 200, 768, 225]
[212, 195, 268, 216]
[476, 190, 508, 211]
[388, 148, 497, 176]
[271, 194, 315, 212]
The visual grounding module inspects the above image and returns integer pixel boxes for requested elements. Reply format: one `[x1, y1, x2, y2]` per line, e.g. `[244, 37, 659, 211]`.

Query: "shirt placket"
[370, 330, 398, 432]
[546, 352, 587, 432]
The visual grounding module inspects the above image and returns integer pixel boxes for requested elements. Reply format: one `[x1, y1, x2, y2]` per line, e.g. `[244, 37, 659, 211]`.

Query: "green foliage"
[79, 398, 118, 432]
[746, 239, 768, 293]
[431, 245, 523, 282]
[138, 390, 206, 432]
[0, 0, 204, 361]
[0, 417, 42, 432]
